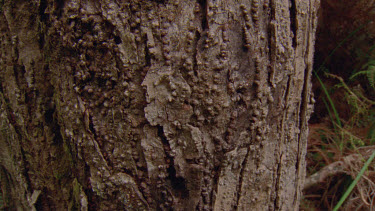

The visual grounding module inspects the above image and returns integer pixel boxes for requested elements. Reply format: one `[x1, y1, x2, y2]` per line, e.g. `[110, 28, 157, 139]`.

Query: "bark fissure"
[38, 0, 48, 27]
[2, 97, 23, 143]
[197, 0, 208, 30]
[144, 40, 152, 67]
[292, 80, 309, 207]
[235, 147, 250, 208]
[296, 66, 310, 168]
[294, 1, 318, 206]
[289, 0, 297, 48]
[157, 125, 189, 199]
[284, 75, 292, 104]
[193, 30, 201, 77]
[268, 0, 277, 88]
[273, 153, 283, 210]
[19, 147, 32, 191]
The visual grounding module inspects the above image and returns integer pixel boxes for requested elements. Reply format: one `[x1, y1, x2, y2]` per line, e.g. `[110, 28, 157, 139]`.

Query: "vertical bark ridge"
[293, 0, 319, 208]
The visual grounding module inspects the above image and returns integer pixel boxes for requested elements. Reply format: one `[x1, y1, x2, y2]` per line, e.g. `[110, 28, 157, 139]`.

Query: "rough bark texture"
[0, 0, 319, 210]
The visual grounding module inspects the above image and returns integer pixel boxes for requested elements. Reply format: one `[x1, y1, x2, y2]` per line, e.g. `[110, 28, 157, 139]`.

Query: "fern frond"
[367, 65, 375, 88]
[350, 58, 375, 90]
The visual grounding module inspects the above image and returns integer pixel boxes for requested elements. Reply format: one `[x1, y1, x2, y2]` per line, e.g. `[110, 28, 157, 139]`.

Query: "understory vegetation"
[302, 1, 375, 209]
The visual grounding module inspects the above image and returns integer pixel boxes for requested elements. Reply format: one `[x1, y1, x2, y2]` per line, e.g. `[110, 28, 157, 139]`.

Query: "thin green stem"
[315, 72, 342, 128]
[333, 150, 375, 211]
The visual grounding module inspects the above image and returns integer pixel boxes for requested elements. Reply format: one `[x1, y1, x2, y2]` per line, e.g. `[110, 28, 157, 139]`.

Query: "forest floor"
[302, 76, 375, 210]
[301, 14, 375, 210]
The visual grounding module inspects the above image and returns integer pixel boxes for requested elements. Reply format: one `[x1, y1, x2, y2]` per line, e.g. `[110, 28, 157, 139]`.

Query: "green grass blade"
[333, 150, 375, 211]
[322, 98, 342, 151]
[314, 72, 342, 128]
[322, 98, 335, 129]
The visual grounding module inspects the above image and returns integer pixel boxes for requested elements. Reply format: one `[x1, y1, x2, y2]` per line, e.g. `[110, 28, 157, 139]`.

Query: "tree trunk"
[0, 0, 319, 210]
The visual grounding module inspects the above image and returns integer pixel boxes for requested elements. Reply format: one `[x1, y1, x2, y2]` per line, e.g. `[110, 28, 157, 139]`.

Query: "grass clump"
[303, 19, 375, 211]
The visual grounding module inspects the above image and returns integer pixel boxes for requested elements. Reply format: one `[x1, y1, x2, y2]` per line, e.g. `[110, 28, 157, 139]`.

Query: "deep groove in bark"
[197, 0, 208, 30]
[39, 0, 48, 21]
[236, 148, 250, 208]
[294, 62, 311, 205]
[193, 30, 201, 77]
[144, 41, 152, 67]
[290, 0, 297, 48]
[273, 153, 282, 210]
[270, 0, 276, 20]
[157, 125, 189, 199]
[19, 147, 32, 192]
[38, 0, 47, 49]
[296, 66, 310, 166]
[53, 0, 65, 18]
[268, 0, 277, 88]
[44, 106, 63, 145]
[85, 165, 98, 211]
[284, 76, 292, 103]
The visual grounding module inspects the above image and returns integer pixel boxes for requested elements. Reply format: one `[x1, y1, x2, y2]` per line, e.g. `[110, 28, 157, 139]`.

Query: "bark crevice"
[289, 0, 297, 48]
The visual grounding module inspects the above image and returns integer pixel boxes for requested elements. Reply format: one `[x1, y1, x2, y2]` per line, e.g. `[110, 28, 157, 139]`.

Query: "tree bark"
[0, 0, 319, 210]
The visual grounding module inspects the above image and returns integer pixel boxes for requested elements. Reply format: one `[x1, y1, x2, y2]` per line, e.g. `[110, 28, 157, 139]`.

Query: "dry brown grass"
[302, 121, 375, 210]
